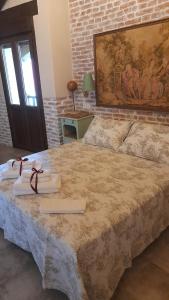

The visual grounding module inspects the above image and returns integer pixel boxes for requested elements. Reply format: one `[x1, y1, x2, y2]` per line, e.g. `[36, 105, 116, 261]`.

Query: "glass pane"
[2, 46, 20, 105]
[18, 41, 37, 107]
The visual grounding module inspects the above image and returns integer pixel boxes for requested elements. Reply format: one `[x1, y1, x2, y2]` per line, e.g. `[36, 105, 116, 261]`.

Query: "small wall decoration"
[94, 18, 169, 111]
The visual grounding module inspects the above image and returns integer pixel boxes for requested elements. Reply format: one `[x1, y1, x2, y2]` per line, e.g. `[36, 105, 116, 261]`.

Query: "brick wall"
[0, 93, 74, 148]
[69, 0, 169, 124]
[0, 94, 12, 146]
[44, 96, 74, 148]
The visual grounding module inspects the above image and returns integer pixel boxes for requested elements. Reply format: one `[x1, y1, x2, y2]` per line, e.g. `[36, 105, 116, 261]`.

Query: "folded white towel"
[40, 198, 86, 214]
[0, 160, 42, 180]
[0, 168, 19, 180]
[7, 159, 36, 170]
[21, 169, 51, 183]
[13, 174, 61, 196]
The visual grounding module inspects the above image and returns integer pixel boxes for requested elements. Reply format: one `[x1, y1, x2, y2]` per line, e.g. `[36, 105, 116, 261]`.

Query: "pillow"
[83, 117, 133, 151]
[119, 122, 169, 164]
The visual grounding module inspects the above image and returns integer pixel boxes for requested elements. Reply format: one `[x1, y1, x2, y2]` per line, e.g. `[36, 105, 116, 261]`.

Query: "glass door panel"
[1, 45, 20, 105]
[18, 40, 37, 107]
[0, 34, 47, 151]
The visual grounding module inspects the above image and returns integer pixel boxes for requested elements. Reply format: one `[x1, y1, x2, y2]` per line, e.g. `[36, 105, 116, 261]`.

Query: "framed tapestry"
[94, 18, 169, 111]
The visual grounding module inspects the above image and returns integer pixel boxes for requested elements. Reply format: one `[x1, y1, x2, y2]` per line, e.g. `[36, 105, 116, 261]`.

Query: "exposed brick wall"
[43, 97, 61, 148]
[0, 92, 74, 148]
[69, 0, 169, 124]
[0, 94, 12, 146]
[44, 96, 74, 148]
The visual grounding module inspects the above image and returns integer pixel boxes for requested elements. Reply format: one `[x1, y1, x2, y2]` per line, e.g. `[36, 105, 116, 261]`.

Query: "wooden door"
[0, 34, 48, 152]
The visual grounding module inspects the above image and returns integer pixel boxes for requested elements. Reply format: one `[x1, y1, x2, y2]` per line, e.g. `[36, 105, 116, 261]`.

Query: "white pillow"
[119, 122, 169, 164]
[83, 117, 133, 151]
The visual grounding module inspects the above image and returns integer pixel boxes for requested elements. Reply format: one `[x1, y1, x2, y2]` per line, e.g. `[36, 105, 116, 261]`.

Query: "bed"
[0, 119, 169, 300]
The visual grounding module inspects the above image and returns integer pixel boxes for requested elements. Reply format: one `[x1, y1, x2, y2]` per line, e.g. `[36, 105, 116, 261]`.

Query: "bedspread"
[0, 142, 169, 300]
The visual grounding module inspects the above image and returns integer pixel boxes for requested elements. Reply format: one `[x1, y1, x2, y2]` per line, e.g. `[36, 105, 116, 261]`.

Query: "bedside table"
[60, 111, 94, 144]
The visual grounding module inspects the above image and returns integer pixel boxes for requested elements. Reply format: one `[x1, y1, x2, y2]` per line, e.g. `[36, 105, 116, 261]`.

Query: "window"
[18, 40, 37, 107]
[1, 45, 20, 105]
[0, 38, 38, 107]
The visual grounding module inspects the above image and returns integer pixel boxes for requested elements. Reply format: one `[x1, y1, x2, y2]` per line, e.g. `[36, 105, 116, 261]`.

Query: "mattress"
[0, 141, 169, 300]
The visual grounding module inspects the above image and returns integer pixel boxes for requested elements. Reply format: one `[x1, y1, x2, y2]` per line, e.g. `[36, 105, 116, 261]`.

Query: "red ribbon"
[12, 157, 29, 176]
[30, 168, 44, 194]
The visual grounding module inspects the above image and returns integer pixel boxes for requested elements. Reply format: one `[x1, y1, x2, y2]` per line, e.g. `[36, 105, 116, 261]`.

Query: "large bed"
[0, 119, 169, 300]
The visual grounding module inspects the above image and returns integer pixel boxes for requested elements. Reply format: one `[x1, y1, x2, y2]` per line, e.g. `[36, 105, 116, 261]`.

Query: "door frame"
[0, 1, 48, 150]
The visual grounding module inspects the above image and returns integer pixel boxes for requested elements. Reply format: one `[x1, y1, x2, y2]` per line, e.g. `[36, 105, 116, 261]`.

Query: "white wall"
[34, 0, 73, 98]
[48, 0, 73, 98]
[3, 0, 73, 99]
[33, 1, 56, 98]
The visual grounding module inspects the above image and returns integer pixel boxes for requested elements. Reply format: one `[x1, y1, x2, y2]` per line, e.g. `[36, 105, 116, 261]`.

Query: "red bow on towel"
[12, 157, 29, 176]
[30, 168, 44, 194]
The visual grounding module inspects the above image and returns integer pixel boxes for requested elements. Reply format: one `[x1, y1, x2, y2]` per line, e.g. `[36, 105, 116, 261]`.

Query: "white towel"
[0, 160, 42, 180]
[13, 174, 61, 196]
[7, 159, 36, 170]
[21, 169, 51, 183]
[40, 198, 86, 214]
[0, 167, 19, 180]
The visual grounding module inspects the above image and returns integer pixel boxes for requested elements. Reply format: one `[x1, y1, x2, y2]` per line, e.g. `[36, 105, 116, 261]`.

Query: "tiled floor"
[113, 228, 169, 300]
[0, 230, 68, 300]
[0, 144, 169, 300]
[0, 144, 31, 164]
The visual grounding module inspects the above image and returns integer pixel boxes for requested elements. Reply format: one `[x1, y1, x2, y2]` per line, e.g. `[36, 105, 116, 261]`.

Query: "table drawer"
[62, 118, 76, 126]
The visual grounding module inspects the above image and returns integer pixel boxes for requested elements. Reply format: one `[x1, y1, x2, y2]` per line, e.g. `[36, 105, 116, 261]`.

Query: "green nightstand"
[60, 111, 94, 144]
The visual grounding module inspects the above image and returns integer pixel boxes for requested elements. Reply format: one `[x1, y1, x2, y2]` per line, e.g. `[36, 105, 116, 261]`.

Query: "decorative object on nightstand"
[60, 111, 94, 144]
[82, 73, 95, 97]
[67, 80, 78, 111]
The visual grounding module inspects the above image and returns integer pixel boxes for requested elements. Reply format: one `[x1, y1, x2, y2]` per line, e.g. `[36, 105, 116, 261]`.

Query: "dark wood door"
[0, 34, 48, 152]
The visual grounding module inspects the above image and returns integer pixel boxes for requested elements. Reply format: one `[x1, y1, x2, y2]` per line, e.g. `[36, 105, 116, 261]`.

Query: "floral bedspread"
[0, 141, 169, 300]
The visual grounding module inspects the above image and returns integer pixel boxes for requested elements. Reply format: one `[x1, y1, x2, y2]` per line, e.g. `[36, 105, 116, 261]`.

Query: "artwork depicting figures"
[94, 19, 169, 111]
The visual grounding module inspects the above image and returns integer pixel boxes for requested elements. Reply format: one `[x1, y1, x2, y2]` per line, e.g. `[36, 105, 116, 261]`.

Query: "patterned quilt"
[0, 141, 169, 300]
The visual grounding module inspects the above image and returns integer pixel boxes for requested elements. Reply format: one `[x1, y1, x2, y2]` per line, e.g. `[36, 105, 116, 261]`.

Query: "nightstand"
[60, 111, 94, 144]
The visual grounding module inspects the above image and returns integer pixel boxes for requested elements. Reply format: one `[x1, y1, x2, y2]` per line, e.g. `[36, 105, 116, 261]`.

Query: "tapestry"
[94, 19, 169, 111]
